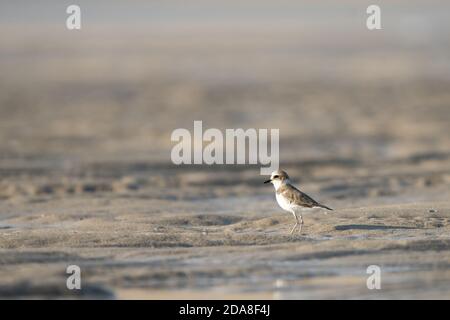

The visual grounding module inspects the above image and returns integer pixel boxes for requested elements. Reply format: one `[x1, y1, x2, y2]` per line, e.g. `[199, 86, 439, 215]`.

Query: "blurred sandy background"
[1, 0, 450, 299]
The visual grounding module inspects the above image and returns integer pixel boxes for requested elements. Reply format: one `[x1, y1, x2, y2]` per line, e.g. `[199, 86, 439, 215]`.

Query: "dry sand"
[1, 0, 450, 299]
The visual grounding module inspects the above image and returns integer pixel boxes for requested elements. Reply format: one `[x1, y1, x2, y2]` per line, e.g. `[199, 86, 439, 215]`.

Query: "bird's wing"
[278, 185, 319, 208]
[279, 184, 332, 210]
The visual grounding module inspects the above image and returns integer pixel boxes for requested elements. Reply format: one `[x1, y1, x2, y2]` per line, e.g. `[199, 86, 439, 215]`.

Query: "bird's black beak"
[264, 179, 271, 184]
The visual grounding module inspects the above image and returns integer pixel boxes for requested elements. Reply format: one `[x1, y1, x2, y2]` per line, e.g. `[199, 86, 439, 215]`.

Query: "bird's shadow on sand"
[335, 224, 418, 231]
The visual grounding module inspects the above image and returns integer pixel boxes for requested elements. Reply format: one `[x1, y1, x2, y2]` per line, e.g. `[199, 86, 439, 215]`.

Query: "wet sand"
[1, 0, 450, 299]
[1, 159, 450, 299]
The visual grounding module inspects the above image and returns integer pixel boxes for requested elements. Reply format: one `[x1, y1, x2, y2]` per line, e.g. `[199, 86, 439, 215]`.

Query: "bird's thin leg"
[290, 211, 299, 235]
[297, 214, 304, 234]
[290, 222, 298, 235]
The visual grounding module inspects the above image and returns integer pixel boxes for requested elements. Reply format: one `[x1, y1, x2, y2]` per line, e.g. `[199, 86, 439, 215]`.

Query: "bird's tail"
[318, 203, 333, 211]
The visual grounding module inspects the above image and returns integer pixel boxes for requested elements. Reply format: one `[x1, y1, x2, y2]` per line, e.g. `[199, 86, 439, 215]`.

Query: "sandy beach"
[1, 0, 450, 299]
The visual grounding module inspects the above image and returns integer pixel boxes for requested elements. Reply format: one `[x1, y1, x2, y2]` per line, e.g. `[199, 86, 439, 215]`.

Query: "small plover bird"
[264, 170, 332, 234]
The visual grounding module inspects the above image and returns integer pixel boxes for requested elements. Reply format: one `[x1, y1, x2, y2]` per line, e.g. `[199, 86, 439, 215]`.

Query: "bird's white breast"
[275, 193, 295, 212]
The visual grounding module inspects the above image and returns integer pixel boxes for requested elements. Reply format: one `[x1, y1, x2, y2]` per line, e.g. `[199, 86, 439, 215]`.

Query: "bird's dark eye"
[273, 175, 279, 179]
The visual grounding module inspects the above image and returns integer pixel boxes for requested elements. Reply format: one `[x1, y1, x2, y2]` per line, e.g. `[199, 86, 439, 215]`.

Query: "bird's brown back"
[276, 183, 331, 210]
